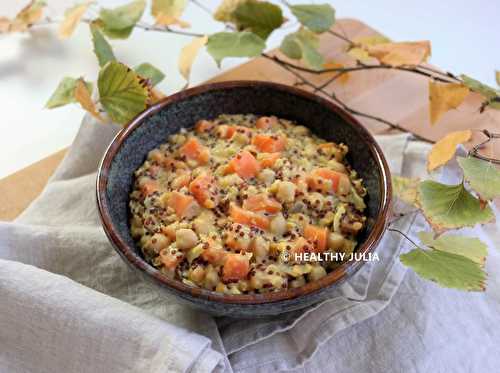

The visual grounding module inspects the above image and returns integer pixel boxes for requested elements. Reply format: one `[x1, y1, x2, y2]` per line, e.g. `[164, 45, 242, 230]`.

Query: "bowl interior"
[102, 82, 386, 297]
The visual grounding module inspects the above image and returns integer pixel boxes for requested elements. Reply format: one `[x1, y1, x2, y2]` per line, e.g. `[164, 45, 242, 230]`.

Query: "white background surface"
[0, 0, 498, 178]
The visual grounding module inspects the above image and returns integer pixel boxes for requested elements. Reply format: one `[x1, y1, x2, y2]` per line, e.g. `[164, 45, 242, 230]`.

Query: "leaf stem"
[387, 227, 421, 249]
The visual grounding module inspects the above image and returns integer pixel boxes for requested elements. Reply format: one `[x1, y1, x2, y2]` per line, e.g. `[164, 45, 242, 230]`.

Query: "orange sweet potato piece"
[167, 191, 199, 218]
[255, 116, 277, 130]
[195, 119, 214, 133]
[252, 134, 287, 152]
[179, 137, 209, 164]
[160, 250, 183, 270]
[229, 203, 270, 230]
[225, 150, 261, 179]
[201, 239, 227, 265]
[189, 172, 219, 209]
[307, 168, 350, 194]
[242, 194, 282, 214]
[303, 224, 328, 253]
[222, 253, 250, 281]
[258, 152, 281, 168]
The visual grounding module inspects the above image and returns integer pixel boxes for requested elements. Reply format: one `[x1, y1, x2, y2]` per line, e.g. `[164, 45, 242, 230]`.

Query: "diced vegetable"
[242, 194, 282, 213]
[229, 203, 270, 230]
[327, 232, 345, 250]
[222, 253, 250, 281]
[252, 134, 287, 152]
[175, 228, 198, 250]
[225, 150, 261, 179]
[179, 137, 210, 164]
[201, 239, 227, 265]
[258, 152, 281, 168]
[139, 179, 159, 196]
[167, 191, 200, 218]
[160, 249, 184, 270]
[255, 116, 277, 130]
[195, 119, 214, 133]
[307, 168, 351, 195]
[276, 181, 296, 203]
[171, 173, 191, 190]
[189, 172, 219, 208]
[225, 228, 252, 251]
[303, 224, 328, 252]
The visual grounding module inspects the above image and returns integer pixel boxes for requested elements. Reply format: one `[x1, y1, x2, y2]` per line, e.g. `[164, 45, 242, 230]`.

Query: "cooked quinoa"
[129, 114, 367, 294]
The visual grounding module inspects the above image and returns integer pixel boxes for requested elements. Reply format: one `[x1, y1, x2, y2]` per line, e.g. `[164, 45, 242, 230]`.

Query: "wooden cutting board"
[1, 18, 499, 221]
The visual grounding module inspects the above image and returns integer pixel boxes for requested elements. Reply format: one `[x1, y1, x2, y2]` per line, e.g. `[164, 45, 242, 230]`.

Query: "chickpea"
[270, 213, 287, 236]
[193, 210, 216, 235]
[251, 236, 270, 261]
[308, 266, 327, 281]
[189, 266, 206, 285]
[257, 168, 276, 185]
[204, 265, 220, 290]
[327, 159, 347, 174]
[148, 233, 170, 253]
[327, 232, 345, 250]
[276, 181, 296, 203]
[337, 175, 351, 196]
[176, 228, 198, 250]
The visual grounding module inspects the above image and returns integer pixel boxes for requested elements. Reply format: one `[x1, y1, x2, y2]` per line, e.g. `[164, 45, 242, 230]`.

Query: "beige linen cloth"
[1, 116, 499, 373]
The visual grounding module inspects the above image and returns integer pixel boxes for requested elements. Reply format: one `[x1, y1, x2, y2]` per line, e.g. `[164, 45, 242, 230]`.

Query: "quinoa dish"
[129, 114, 367, 294]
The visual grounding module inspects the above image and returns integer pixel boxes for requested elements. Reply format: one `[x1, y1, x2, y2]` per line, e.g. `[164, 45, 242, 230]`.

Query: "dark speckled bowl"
[96, 81, 391, 317]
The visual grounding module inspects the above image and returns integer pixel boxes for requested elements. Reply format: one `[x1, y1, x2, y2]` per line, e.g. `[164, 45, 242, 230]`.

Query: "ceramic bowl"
[96, 81, 392, 317]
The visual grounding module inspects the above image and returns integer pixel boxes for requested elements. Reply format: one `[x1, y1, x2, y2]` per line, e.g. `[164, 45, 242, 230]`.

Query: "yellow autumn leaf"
[427, 130, 472, 171]
[496, 70, 500, 86]
[74, 78, 103, 122]
[366, 41, 431, 66]
[178, 35, 208, 82]
[59, 2, 91, 39]
[429, 81, 469, 125]
[11, 0, 46, 32]
[155, 13, 190, 28]
[2, 0, 47, 33]
[322, 61, 350, 85]
[152, 0, 189, 27]
[347, 35, 391, 61]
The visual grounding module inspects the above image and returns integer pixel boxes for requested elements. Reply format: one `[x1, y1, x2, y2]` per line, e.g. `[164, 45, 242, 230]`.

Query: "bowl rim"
[96, 80, 392, 305]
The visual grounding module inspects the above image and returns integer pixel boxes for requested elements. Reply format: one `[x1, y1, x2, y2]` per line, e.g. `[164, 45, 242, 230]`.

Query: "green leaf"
[98, 0, 145, 39]
[233, 0, 284, 40]
[460, 74, 498, 99]
[207, 31, 265, 67]
[458, 156, 500, 201]
[418, 232, 487, 265]
[280, 28, 324, 70]
[290, 3, 335, 33]
[90, 24, 116, 67]
[400, 248, 486, 291]
[134, 63, 165, 86]
[418, 180, 494, 231]
[392, 175, 419, 206]
[98, 61, 149, 124]
[45, 77, 92, 109]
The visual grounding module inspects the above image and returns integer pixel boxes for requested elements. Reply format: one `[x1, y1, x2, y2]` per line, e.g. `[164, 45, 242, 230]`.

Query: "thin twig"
[469, 129, 500, 164]
[387, 227, 421, 249]
[327, 29, 354, 46]
[33, 17, 205, 38]
[263, 54, 433, 143]
[263, 53, 458, 83]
